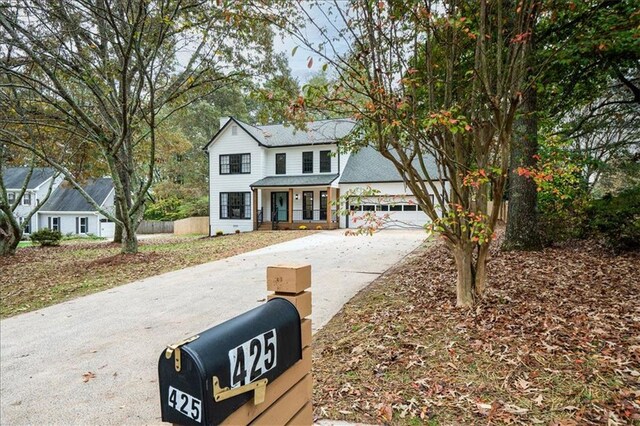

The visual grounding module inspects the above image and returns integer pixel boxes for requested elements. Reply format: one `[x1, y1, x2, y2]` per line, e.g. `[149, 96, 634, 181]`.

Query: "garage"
[339, 146, 446, 231]
[346, 197, 430, 229]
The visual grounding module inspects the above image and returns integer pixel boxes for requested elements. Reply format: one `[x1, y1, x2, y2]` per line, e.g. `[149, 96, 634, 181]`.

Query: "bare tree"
[0, 0, 277, 253]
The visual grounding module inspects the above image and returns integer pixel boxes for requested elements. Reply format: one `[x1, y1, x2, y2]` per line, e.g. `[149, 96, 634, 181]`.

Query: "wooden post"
[253, 189, 258, 231]
[288, 188, 293, 224]
[326, 187, 332, 225]
[221, 265, 313, 425]
[335, 188, 340, 228]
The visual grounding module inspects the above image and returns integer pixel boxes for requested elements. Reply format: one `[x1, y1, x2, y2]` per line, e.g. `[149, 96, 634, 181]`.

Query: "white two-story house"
[205, 117, 447, 234]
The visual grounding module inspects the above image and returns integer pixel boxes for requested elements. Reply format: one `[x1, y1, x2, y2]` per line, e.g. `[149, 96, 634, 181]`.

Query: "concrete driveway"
[0, 230, 425, 425]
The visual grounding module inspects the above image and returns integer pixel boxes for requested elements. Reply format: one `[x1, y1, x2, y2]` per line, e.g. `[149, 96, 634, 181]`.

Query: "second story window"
[23, 192, 31, 205]
[220, 153, 251, 174]
[276, 153, 286, 175]
[8, 192, 15, 204]
[320, 150, 331, 172]
[302, 151, 313, 174]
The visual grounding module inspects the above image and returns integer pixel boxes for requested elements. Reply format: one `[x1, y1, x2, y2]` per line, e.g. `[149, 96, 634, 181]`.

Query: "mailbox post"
[158, 265, 313, 426]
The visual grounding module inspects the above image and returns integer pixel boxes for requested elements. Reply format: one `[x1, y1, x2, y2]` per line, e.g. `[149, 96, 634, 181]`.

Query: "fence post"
[220, 265, 312, 425]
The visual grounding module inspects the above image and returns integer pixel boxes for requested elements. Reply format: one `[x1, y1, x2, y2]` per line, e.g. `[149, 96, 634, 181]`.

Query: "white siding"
[208, 125, 266, 234]
[38, 213, 100, 235]
[263, 145, 339, 179]
[338, 150, 351, 177]
[9, 175, 63, 233]
[100, 188, 116, 215]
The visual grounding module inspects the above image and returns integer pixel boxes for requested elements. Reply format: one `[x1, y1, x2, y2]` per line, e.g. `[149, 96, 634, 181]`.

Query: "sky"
[273, 1, 350, 84]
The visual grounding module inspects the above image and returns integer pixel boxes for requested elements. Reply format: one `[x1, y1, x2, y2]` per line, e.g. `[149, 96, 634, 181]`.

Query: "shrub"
[30, 228, 63, 247]
[145, 195, 209, 221]
[215, 230, 223, 237]
[298, 225, 308, 230]
[587, 186, 640, 251]
[315, 225, 323, 230]
[533, 137, 590, 244]
[235, 229, 241, 234]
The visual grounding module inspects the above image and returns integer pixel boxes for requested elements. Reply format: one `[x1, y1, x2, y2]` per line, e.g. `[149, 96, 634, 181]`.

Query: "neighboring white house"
[38, 177, 116, 238]
[204, 117, 448, 235]
[2, 167, 63, 234]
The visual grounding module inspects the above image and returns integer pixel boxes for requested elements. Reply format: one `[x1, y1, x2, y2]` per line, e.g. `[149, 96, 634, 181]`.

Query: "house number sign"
[228, 329, 277, 388]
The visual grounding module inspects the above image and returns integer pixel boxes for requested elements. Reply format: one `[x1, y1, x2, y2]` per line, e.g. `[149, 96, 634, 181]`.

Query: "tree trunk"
[475, 244, 490, 296]
[113, 201, 123, 244]
[453, 244, 477, 307]
[116, 197, 139, 254]
[122, 227, 138, 254]
[503, 85, 543, 251]
[0, 214, 21, 256]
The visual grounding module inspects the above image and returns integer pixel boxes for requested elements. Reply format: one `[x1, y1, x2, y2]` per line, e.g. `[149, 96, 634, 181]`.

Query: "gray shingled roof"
[41, 178, 114, 212]
[231, 118, 356, 147]
[251, 174, 339, 188]
[2, 167, 56, 189]
[339, 146, 440, 183]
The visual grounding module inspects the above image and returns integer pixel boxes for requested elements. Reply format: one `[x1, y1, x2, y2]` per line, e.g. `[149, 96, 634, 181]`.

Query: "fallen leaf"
[377, 404, 393, 422]
[82, 372, 96, 383]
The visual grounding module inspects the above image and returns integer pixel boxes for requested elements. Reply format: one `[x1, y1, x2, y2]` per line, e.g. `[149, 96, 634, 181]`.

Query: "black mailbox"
[158, 298, 302, 425]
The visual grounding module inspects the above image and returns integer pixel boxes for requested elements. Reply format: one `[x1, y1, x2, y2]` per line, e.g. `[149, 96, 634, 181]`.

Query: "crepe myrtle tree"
[0, 0, 279, 254]
[259, 0, 538, 306]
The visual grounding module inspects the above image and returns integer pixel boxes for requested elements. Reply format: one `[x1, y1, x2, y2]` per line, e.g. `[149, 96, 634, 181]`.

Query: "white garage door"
[100, 221, 115, 238]
[347, 198, 430, 229]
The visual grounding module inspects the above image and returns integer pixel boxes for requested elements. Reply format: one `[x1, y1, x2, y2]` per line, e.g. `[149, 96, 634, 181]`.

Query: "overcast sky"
[273, 1, 350, 84]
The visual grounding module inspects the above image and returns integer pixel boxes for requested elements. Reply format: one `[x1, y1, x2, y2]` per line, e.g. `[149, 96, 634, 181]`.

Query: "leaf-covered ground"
[0, 231, 312, 318]
[312, 234, 640, 425]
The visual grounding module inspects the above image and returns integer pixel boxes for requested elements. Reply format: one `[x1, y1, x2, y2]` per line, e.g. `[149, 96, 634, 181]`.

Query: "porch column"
[326, 186, 332, 225]
[335, 188, 340, 226]
[252, 188, 258, 231]
[288, 188, 293, 224]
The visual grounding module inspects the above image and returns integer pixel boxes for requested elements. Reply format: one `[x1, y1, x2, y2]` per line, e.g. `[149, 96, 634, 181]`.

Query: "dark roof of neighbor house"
[2, 167, 56, 189]
[41, 177, 114, 212]
[339, 146, 440, 184]
[205, 117, 357, 149]
[251, 174, 340, 188]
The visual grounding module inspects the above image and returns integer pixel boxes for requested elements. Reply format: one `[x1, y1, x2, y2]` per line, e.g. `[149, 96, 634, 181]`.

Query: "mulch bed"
[312, 233, 640, 425]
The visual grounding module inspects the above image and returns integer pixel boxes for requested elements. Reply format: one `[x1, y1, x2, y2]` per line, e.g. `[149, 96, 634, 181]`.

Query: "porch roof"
[251, 174, 339, 188]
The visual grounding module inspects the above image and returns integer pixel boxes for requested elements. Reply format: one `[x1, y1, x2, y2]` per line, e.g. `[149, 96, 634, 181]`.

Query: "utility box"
[158, 298, 302, 425]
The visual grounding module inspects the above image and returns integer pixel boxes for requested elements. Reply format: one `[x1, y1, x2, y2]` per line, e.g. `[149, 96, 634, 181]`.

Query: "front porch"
[251, 185, 340, 231]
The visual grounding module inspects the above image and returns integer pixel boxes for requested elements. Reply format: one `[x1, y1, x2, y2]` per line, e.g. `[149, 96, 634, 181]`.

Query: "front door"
[271, 192, 289, 222]
[319, 191, 327, 220]
[303, 191, 314, 220]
